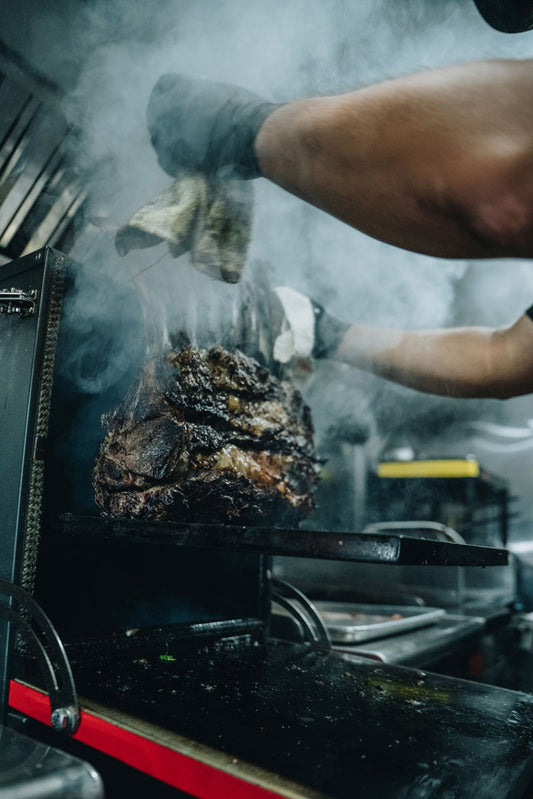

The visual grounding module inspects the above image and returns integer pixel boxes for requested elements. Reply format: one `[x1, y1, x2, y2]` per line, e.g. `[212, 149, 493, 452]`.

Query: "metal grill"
[0, 61, 86, 263]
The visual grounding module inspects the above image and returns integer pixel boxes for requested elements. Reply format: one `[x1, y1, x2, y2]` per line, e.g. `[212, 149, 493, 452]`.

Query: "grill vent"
[0, 63, 86, 263]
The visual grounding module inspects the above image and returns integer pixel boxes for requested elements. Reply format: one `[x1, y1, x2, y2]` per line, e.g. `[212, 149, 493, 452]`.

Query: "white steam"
[65, 0, 533, 339]
[49, 0, 533, 524]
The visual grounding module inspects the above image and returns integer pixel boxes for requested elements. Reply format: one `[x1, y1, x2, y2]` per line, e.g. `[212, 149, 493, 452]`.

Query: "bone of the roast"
[93, 345, 320, 526]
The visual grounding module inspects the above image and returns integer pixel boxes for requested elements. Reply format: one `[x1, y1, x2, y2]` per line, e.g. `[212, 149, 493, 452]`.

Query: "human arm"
[256, 59, 533, 259]
[273, 287, 533, 399]
[147, 59, 533, 261]
[333, 312, 533, 399]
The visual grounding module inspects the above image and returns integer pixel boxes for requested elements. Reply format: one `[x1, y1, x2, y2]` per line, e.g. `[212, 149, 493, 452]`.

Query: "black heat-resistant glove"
[147, 73, 281, 180]
[311, 300, 351, 359]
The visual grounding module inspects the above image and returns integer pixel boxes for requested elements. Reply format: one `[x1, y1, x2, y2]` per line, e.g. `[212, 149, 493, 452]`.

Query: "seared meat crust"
[93, 346, 319, 526]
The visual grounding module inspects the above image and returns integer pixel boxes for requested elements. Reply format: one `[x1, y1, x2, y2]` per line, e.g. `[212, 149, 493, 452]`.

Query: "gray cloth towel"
[115, 174, 253, 283]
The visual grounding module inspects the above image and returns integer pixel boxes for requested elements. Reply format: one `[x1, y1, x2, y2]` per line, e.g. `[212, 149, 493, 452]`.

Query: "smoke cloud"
[38, 0, 533, 525]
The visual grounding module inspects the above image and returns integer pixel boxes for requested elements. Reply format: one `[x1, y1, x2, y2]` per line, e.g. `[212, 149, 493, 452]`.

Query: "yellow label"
[377, 459, 480, 479]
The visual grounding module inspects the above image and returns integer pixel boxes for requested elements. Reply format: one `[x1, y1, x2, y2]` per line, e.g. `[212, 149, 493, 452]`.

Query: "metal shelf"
[54, 515, 508, 568]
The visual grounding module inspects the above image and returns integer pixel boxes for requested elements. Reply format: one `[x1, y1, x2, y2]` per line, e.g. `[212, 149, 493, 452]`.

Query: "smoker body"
[1, 247, 533, 799]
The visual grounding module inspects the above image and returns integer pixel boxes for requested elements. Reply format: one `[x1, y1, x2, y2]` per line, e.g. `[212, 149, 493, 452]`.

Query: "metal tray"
[313, 601, 446, 643]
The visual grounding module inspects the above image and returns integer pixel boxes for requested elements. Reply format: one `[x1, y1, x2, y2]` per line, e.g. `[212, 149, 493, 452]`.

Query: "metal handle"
[0, 578, 79, 734]
[362, 520, 466, 545]
[272, 578, 331, 650]
[0, 288, 38, 318]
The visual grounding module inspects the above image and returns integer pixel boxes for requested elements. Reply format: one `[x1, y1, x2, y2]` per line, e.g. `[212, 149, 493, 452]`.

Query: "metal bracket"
[363, 520, 466, 545]
[272, 578, 331, 651]
[0, 578, 80, 734]
[0, 288, 38, 318]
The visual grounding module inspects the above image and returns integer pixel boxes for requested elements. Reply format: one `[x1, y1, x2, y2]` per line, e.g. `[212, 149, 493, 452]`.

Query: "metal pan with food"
[313, 601, 446, 644]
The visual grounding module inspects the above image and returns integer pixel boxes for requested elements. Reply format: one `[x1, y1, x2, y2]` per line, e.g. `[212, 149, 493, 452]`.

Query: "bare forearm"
[256, 59, 533, 259]
[335, 321, 533, 399]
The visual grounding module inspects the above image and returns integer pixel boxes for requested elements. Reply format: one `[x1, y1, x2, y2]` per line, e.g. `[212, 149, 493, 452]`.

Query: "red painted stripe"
[8, 680, 287, 799]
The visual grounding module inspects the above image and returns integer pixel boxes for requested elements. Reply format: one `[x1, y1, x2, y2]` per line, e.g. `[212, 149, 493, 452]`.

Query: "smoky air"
[12, 0, 533, 524]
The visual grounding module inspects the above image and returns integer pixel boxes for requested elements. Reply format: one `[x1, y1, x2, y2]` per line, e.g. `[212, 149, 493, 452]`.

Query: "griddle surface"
[70, 639, 533, 798]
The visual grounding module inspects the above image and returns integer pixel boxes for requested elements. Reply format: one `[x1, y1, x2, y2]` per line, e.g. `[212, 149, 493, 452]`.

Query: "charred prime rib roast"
[93, 345, 320, 526]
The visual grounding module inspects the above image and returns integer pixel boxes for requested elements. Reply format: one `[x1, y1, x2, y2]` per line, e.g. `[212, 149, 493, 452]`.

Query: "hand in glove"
[272, 286, 350, 362]
[147, 73, 281, 180]
[115, 73, 279, 282]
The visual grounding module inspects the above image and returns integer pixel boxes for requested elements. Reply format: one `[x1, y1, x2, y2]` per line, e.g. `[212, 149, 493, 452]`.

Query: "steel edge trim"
[8, 679, 325, 799]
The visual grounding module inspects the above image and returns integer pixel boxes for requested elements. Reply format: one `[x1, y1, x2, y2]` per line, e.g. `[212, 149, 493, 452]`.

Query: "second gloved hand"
[272, 286, 351, 362]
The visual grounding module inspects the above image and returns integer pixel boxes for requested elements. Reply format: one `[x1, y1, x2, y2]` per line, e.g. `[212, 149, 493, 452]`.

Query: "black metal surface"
[54, 514, 509, 567]
[0, 250, 48, 578]
[65, 638, 533, 799]
[33, 529, 270, 648]
[0, 247, 60, 722]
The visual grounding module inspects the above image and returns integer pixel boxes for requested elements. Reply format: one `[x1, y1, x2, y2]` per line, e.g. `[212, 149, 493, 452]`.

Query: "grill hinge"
[0, 288, 38, 318]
